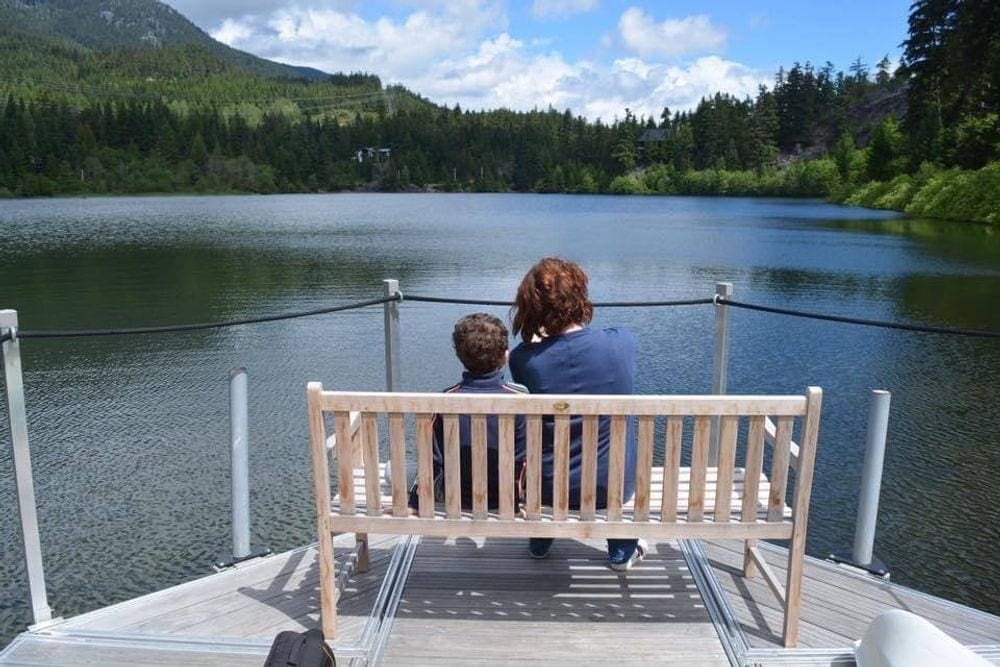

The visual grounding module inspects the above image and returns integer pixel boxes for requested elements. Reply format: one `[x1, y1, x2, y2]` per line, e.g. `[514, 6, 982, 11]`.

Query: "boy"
[408, 313, 527, 510]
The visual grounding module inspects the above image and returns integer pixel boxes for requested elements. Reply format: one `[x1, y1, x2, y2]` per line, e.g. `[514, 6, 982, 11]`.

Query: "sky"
[162, 0, 912, 122]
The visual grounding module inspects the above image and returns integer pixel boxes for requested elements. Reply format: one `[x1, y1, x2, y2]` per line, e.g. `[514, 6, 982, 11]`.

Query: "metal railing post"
[853, 390, 891, 566]
[1, 309, 53, 625]
[383, 279, 401, 392]
[830, 389, 891, 577]
[709, 282, 733, 466]
[230, 367, 250, 560]
[214, 368, 268, 569]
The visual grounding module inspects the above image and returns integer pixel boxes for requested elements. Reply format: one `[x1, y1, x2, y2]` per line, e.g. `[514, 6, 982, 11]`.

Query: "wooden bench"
[307, 384, 822, 647]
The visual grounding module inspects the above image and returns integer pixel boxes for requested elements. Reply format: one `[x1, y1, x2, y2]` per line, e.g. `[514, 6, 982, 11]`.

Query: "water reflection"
[0, 194, 998, 645]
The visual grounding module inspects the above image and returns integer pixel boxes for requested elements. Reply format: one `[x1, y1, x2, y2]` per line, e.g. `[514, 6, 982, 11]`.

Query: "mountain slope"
[0, 0, 327, 80]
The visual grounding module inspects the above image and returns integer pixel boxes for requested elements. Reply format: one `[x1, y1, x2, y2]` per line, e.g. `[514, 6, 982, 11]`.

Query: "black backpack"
[263, 628, 335, 667]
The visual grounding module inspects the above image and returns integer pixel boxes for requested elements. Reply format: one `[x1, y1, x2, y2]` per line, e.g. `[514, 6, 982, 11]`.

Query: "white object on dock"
[854, 609, 994, 667]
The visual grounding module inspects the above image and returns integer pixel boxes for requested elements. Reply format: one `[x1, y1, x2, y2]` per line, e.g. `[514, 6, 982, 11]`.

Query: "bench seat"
[337, 463, 792, 521]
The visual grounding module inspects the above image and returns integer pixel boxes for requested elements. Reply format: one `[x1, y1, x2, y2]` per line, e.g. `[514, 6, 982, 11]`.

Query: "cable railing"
[5, 290, 997, 340]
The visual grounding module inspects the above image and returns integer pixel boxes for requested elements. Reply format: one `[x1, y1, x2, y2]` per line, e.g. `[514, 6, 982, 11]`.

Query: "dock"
[2, 533, 998, 665]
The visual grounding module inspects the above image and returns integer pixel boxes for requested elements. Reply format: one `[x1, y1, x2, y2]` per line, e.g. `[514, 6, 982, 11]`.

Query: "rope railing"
[2, 291, 997, 340]
[14, 295, 400, 339]
[716, 298, 1000, 339]
[404, 294, 715, 308]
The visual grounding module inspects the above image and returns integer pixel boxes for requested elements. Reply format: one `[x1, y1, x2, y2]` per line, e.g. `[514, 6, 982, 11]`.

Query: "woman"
[508, 257, 643, 571]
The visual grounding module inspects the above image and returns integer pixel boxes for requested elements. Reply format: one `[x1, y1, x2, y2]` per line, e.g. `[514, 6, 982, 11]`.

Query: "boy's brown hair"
[453, 313, 508, 375]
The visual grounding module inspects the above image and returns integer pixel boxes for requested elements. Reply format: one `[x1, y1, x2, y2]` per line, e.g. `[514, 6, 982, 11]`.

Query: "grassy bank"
[830, 162, 1000, 225]
[608, 160, 840, 198]
[607, 160, 1000, 225]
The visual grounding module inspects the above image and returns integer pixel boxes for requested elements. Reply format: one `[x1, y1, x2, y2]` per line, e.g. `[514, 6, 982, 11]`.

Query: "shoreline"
[1, 187, 993, 228]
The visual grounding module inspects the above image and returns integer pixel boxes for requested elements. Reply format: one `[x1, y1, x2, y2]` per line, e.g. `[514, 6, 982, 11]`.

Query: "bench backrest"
[307, 384, 822, 536]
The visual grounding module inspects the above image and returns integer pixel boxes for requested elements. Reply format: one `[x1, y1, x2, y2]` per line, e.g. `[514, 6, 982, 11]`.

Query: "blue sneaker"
[528, 538, 554, 559]
[608, 539, 647, 572]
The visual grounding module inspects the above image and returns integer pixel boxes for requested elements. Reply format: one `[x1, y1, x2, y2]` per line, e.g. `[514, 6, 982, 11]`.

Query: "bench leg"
[743, 538, 758, 578]
[318, 528, 337, 640]
[782, 528, 806, 647]
[356, 532, 370, 573]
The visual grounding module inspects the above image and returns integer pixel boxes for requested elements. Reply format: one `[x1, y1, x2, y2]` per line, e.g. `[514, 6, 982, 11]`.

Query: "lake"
[0, 193, 998, 644]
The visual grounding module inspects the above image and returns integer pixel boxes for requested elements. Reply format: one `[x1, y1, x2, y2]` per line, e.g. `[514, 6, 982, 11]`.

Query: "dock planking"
[1, 534, 998, 665]
[383, 536, 728, 665]
[700, 539, 1000, 651]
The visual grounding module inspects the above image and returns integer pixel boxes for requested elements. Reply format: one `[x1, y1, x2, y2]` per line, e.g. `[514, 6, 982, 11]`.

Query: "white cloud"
[618, 8, 726, 58]
[407, 40, 764, 123]
[531, 0, 599, 20]
[213, 17, 254, 45]
[212, 3, 504, 78]
[207, 2, 764, 122]
[164, 0, 355, 30]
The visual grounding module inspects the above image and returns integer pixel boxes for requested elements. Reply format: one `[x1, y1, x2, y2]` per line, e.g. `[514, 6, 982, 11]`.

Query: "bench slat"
[768, 416, 793, 522]
[661, 416, 682, 522]
[318, 391, 807, 415]
[525, 415, 542, 520]
[742, 415, 766, 523]
[553, 415, 570, 520]
[713, 415, 738, 522]
[580, 415, 598, 520]
[471, 415, 488, 519]
[328, 513, 794, 540]
[362, 413, 381, 517]
[389, 413, 407, 517]
[688, 415, 710, 521]
[633, 415, 654, 521]
[416, 413, 434, 518]
[498, 415, 515, 520]
[334, 411, 356, 515]
[444, 415, 461, 519]
[607, 415, 626, 521]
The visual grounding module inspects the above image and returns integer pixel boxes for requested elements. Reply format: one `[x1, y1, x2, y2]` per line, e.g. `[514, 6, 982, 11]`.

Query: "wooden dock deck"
[1, 534, 998, 665]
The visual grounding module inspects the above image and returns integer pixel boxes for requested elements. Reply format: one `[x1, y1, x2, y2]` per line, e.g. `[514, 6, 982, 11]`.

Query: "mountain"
[0, 0, 328, 80]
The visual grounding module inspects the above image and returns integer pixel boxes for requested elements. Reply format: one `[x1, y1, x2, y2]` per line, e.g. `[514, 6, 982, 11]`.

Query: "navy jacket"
[509, 327, 637, 509]
[410, 370, 527, 510]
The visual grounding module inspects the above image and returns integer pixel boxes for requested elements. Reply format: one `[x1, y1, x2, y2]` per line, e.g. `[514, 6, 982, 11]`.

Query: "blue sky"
[163, 0, 912, 121]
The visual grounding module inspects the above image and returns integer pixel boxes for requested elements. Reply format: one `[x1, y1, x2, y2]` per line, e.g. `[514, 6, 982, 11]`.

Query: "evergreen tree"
[866, 117, 906, 181]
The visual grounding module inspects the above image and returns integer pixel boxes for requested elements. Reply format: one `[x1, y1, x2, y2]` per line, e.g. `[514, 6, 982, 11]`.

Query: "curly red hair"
[511, 257, 594, 342]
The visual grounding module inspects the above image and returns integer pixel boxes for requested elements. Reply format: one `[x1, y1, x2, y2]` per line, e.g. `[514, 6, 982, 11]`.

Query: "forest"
[0, 0, 997, 223]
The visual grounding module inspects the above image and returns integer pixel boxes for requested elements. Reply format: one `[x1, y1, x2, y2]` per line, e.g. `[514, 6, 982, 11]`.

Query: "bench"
[306, 384, 822, 647]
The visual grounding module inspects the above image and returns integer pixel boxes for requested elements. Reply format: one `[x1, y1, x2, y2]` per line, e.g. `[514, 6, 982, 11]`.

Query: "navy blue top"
[418, 370, 527, 510]
[509, 327, 637, 509]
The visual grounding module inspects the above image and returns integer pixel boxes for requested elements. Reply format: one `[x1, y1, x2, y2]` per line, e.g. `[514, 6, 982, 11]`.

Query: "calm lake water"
[1, 193, 998, 644]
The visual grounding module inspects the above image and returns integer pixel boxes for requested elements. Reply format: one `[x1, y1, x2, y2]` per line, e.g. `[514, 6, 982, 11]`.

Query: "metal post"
[853, 390, 891, 566]
[829, 390, 891, 577]
[709, 282, 733, 466]
[214, 368, 268, 569]
[383, 279, 401, 392]
[230, 368, 250, 560]
[1, 309, 53, 625]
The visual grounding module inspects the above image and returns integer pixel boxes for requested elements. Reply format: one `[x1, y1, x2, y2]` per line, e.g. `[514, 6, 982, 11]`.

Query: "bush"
[905, 161, 1000, 224]
[608, 174, 647, 194]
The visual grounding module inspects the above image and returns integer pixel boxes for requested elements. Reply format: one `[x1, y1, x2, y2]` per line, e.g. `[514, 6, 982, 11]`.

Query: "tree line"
[0, 1, 996, 222]
[0, 59, 904, 198]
